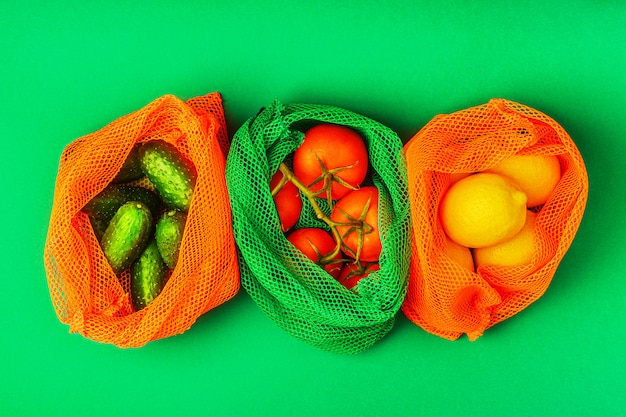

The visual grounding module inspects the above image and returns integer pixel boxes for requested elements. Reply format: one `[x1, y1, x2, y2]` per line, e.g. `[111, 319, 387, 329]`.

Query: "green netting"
[225, 99, 411, 354]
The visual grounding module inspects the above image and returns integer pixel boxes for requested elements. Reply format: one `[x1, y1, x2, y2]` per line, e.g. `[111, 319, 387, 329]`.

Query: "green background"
[2, 1, 625, 416]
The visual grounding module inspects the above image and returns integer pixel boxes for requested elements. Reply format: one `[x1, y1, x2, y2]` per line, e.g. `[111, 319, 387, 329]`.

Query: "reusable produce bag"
[226, 100, 411, 354]
[44, 92, 240, 348]
[402, 98, 588, 340]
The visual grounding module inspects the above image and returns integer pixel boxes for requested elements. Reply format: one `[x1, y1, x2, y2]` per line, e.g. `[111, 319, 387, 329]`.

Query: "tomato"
[330, 186, 381, 262]
[293, 124, 369, 201]
[270, 170, 302, 232]
[337, 262, 380, 290]
[286, 227, 342, 278]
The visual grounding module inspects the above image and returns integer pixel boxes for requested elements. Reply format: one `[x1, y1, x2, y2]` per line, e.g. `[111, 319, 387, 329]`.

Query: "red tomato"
[270, 170, 302, 232]
[330, 186, 381, 262]
[287, 227, 342, 278]
[338, 262, 380, 290]
[293, 124, 369, 200]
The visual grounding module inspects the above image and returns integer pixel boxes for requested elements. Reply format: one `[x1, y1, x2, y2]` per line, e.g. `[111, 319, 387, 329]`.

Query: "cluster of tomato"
[270, 124, 382, 290]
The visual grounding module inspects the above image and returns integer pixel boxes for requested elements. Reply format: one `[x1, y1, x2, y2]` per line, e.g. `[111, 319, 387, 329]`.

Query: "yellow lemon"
[444, 235, 475, 272]
[484, 154, 561, 207]
[449, 172, 473, 184]
[473, 211, 537, 268]
[439, 172, 527, 248]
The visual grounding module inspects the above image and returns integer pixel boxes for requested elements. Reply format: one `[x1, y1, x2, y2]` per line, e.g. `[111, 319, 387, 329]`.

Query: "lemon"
[473, 211, 537, 268]
[439, 172, 527, 248]
[444, 235, 475, 272]
[484, 154, 561, 207]
[449, 172, 473, 184]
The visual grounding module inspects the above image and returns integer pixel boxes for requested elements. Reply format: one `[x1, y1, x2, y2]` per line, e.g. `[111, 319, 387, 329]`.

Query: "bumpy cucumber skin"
[112, 143, 144, 183]
[155, 210, 187, 269]
[130, 239, 169, 311]
[138, 140, 197, 211]
[101, 201, 153, 274]
[83, 185, 161, 222]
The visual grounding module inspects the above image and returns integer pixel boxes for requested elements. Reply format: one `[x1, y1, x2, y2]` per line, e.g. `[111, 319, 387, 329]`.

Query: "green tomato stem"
[278, 162, 369, 265]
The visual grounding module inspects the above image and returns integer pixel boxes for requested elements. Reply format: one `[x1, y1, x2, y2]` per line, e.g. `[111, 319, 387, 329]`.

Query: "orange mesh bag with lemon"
[402, 99, 588, 340]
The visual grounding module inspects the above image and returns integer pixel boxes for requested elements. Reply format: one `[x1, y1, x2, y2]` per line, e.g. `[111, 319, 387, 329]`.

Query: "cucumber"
[155, 210, 187, 269]
[130, 239, 169, 311]
[101, 201, 153, 274]
[83, 185, 161, 222]
[138, 140, 197, 211]
[89, 216, 109, 242]
[112, 143, 144, 183]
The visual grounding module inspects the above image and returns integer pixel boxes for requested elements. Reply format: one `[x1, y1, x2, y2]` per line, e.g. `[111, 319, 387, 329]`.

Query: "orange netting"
[401, 98, 588, 340]
[43, 92, 240, 348]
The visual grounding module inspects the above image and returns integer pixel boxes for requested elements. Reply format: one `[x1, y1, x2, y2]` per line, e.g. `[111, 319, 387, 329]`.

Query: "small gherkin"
[155, 210, 188, 270]
[138, 140, 197, 211]
[83, 184, 161, 223]
[112, 143, 144, 183]
[131, 239, 169, 311]
[100, 201, 153, 274]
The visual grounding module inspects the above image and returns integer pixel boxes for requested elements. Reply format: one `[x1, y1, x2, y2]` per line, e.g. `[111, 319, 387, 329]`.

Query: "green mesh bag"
[225, 99, 411, 354]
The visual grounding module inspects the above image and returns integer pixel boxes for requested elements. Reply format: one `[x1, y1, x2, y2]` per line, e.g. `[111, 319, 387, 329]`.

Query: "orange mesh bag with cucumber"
[402, 98, 588, 340]
[43, 92, 239, 348]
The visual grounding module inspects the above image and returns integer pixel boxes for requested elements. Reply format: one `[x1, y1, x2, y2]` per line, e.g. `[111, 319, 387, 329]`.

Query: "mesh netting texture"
[401, 98, 589, 341]
[43, 92, 240, 348]
[225, 100, 411, 354]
